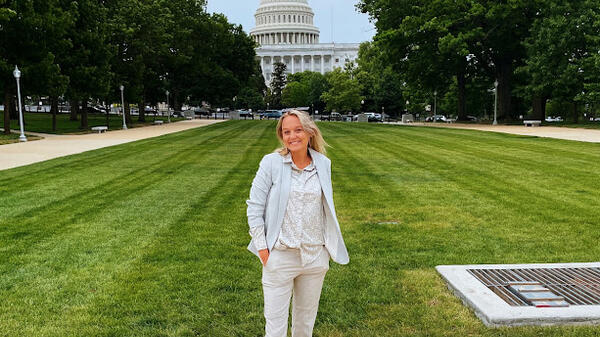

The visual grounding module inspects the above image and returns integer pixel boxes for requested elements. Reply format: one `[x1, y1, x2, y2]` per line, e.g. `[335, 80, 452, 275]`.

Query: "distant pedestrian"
[246, 110, 349, 337]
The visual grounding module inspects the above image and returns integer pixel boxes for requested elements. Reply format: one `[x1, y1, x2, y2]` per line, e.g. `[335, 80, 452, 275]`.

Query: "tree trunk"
[496, 61, 512, 121]
[532, 96, 546, 120]
[573, 102, 579, 124]
[105, 104, 110, 129]
[70, 100, 79, 121]
[138, 97, 146, 123]
[80, 100, 88, 129]
[3, 89, 11, 135]
[50, 96, 58, 132]
[173, 90, 181, 113]
[9, 93, 17, 120]
[457, 69, 467, 121]
[124, 100, 132, 124]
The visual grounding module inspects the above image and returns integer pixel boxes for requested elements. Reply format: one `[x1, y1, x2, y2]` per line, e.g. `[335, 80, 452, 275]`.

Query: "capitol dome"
[250, 0, 320, 45]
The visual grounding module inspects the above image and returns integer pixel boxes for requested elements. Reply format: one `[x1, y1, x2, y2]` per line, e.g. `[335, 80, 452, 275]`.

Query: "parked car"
[86, 106, 108, 114]
[193, 107, 211, 116]
[238, 110, 253, 118]
[330, 112, 343, 121]
[263, 110, 282, 119]
[545, 116, 563, 122]
[466, 115, 479, 122]
[426, 115, 446, 122]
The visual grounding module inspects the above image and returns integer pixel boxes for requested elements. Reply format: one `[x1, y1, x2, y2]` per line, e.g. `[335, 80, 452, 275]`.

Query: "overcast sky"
[206, 0, 376, 44]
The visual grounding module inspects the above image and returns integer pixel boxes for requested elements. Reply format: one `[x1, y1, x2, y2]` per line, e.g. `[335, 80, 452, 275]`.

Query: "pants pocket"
[264, 249, 276, 270]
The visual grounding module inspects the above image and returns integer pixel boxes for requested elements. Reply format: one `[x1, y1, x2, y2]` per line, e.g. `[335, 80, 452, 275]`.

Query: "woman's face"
[281, 115, 310, 154]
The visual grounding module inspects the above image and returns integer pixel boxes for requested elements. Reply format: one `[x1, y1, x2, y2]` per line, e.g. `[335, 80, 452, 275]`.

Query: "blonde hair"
[275, 110, 328, 156]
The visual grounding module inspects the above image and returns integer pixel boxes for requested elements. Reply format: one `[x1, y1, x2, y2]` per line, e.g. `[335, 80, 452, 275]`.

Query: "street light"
[166, 90, 170, 123]
[120, 85, 127, 130]
[493, 80, 498, 125]
[382, 106, 385, 123]
[13, 66, 27, 142]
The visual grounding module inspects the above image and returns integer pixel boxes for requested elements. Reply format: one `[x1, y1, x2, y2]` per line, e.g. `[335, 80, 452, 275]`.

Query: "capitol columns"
[310, 54, 314, 72]
[291, 55, 295, 73]
[321, 54, 325, 74]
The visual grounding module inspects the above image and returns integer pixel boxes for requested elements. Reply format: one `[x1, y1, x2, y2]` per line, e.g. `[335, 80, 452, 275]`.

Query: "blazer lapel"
[310, 148, 334, 210]
[277, 155, 292, 226]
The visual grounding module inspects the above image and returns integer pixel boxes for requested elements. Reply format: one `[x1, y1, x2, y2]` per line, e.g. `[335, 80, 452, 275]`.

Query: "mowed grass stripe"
[318, 123, 600, 266]
[0, 121, 266, 335]
[1, 120, 600, 336]
[363, 126, 600, 227]
[321, 123, 598, 223]
[0, 121, 246, 220]
[62, 121, 280, 336]
[316, 122, 600, 337]
[0, 122, 252, 262]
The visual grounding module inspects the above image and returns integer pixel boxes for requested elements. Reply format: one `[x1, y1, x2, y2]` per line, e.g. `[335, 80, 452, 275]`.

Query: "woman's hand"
[258, 249, 270, 266]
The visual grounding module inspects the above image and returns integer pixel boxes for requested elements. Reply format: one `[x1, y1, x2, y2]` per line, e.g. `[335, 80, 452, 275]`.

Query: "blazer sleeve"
[246, 155, 273, 229]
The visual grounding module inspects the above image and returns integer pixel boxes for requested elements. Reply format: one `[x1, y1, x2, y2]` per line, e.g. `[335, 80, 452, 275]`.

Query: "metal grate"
[468, 268, 600, 306]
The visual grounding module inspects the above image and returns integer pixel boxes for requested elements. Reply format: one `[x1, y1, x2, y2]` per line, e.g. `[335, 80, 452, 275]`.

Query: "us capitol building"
[250, 0, 360, 83]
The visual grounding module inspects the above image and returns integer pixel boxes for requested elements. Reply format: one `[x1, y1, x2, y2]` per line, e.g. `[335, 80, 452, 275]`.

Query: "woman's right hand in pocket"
[259, 249, 270, 266]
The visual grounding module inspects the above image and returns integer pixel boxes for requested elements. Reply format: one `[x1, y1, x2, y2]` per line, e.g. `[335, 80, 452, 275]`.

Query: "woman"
[246, 110, 349, 337]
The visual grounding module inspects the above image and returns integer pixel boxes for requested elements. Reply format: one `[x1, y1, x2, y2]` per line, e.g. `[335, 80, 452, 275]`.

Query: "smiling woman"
[246, 110, 349, 336]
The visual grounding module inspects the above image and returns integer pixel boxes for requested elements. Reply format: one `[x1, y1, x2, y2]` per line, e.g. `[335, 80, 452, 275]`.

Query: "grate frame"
[468, 267, 600, 306]
[436, 262, 600, 327]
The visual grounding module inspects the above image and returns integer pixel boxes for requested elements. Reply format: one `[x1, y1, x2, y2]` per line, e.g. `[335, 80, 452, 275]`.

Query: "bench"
[91, 126, 108, 133]
[153, 120, 164, 125]
[523, 120, 541, 127]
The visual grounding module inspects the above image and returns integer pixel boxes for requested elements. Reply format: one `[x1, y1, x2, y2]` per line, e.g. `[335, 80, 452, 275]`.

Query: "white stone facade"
[250, 0, 359, 83]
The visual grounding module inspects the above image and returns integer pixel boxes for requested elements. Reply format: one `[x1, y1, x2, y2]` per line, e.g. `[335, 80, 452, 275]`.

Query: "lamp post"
[13, 66, 27, 142]
[120, 85, 127, 130]
[493, 80, 498, 125]
[382, 106, 385, 123]
[166, 90, 171, 123]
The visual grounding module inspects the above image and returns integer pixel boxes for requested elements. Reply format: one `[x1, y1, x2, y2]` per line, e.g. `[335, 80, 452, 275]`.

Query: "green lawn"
[545, 121, 600, 129]
[1, 120, 599, 336]
[7, 112, 185, 134]
[0, 132, 43, 145]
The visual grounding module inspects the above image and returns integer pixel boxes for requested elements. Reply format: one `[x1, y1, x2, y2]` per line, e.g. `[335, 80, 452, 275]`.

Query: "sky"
[206, 0, 376, 44]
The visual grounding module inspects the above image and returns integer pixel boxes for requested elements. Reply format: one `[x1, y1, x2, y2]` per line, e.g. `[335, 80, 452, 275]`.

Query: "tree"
[1, 0, 71, 131]
[355, 42, 405, 116]
[268, 62, 287, 109]
[519, 0, 600, 122]
[321, 68, 362, 113]
[282, 81, 310, 107]
[58, 0, 112, 129]
[0, 1, 15, 134]
[358, 0, 543, 121]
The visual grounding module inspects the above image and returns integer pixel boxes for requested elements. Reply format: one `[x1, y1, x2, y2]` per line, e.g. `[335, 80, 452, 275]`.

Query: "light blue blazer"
[246, 147, 349, 265]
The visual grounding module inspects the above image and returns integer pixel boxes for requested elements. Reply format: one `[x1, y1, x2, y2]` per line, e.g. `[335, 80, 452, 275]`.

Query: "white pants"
[262, 247, 330, 337]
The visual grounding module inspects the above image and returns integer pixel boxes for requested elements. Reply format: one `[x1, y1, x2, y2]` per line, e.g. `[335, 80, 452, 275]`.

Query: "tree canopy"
[1, 0, 260, 131]
[358, 0, 600, 122]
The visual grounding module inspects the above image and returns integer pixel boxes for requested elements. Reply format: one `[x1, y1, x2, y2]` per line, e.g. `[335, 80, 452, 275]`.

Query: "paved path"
[0, 119, 224, 171]
[399, 122, 600, 143]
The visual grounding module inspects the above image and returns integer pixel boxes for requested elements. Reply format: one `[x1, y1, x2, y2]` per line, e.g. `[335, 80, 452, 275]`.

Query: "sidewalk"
[0, 119, 224, 171]
[398, 122, 600, 143]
